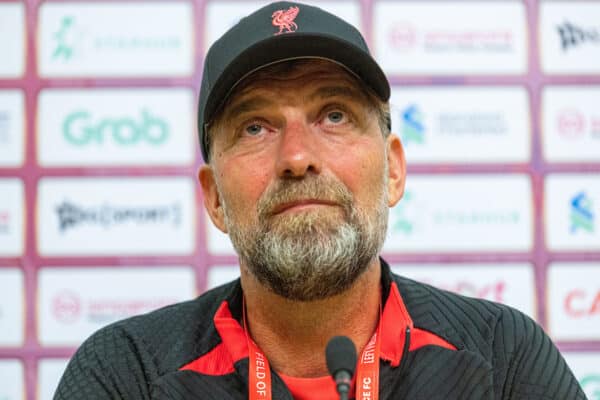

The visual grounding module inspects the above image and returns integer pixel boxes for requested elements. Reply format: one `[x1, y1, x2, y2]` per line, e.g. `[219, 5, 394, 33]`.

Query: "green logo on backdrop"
[393, 190, 414, 235]
[390, 189, 520, 237]
[51, 14, 181, 62]
[581, 374, 600, 400]
[63, 109, 169, 146]
[433, 210, 520, 225]
[52, 16, 75, 60]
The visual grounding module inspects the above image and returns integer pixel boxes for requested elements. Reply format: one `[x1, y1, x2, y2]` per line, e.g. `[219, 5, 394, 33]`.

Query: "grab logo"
[63, 109, 169, 146]
[38, 89, 194, 167]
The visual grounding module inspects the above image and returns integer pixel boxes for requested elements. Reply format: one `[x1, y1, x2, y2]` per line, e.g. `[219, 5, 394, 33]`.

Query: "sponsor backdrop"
[0, 0, 599, 398]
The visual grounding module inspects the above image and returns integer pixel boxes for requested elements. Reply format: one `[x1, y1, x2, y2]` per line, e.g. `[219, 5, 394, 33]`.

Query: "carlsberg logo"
[63, 109, 169, 145]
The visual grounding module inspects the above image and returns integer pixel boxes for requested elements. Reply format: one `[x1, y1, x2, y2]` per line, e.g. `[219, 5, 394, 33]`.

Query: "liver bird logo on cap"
[272, 6, 300, 35]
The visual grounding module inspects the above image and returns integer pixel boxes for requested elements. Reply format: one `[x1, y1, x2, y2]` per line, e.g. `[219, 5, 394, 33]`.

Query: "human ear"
[385, 134, 406, 207]
[198, 165, 228, 233]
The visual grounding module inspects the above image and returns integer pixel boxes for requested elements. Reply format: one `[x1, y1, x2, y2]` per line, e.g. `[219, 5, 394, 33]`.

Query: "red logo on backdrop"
[272, 6, 299, 35]
[419, 278, 507, 303]
[592, 117, 600, 136]
[52, 291, 82, 323]
[0, 211, 9, 232]
[564, 289, 600, 318]
[453, 281, 506, 303]
[388, 23, 417, 49]
[557, 109, 586, 139]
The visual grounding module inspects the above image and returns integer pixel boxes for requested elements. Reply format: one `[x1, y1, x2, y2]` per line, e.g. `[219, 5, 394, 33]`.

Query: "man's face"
[200, 60, 405, 301]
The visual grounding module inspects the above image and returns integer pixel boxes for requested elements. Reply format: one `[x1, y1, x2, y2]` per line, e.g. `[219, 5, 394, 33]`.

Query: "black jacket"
[55, 260, 586, 399]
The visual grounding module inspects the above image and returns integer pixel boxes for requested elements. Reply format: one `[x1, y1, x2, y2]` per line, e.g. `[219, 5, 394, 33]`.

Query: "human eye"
[244, 122, 265, 136]
[321, 106, 352, 128]
[238, 119, 273, 138]
[326, 110, 346, 124]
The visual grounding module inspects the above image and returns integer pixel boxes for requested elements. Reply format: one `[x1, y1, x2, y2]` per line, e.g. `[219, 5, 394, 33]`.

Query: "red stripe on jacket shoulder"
[179, 301, 247, 376]
[380, 282, 456, 366]
[409, 328, 457, 352]
[179, 341, 235, 375]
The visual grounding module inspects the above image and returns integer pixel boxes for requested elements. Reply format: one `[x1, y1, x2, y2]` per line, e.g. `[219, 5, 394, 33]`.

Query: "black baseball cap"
[198, 1, 390, 162]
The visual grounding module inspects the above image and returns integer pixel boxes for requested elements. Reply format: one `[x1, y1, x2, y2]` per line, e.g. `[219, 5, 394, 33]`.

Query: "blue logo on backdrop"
[570, 191, 595, 234]
[401, 105, 425, 145]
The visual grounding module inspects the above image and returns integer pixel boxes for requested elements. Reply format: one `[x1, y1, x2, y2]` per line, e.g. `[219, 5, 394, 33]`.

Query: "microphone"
[326, 336, 357, 400]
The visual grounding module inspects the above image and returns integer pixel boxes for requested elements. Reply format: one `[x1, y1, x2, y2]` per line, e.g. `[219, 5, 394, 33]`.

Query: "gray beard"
[221, 173, 389, 301]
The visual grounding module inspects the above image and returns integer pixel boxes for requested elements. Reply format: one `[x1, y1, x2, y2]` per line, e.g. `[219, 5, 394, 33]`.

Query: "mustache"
[257, 175, 353, 218]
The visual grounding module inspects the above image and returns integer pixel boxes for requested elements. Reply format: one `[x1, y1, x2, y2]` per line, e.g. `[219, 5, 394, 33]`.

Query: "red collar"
[180, 281, 455, 376]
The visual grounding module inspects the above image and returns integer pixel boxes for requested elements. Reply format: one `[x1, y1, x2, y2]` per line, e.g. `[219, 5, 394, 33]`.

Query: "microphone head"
[325, 336, 358, 377]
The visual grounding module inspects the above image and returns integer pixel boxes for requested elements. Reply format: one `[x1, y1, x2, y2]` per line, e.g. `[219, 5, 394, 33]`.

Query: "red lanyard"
[245, 312, 382, 400]
[247, 334, 273, 399]
[355, 326, 381, 400]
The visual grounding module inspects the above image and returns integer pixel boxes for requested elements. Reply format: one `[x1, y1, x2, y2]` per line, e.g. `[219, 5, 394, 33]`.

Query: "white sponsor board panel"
[38, 2, 193, 77]
[0, 90, 25, 167]
[540, 2, 600, 75]
[204, 1, 361, 51]
[390, 86, 530, 163]
[0, 3, 25, 78]
[37, 178, 196, 256]
[373, 1, 527, 75]
[0, 360, 24, 400]
[391, 263, 536, 319]
[38, 359, 70, 400]
[38, 89, 194, 166]
[206, 211, 236, 255]
[545, 174, 600, 251]
[206, 265, 240, 290]
[38, 267, 195, 346]
[0, 268, 24, 346]
[542, 86, 600, 163]
[384, 174, 533, 252]
[547, 263, 600, 341]
[563, 352, 600, 400]
[0, 179, 25, 256]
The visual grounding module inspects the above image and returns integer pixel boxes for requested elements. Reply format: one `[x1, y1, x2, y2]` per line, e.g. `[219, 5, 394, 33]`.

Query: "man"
[55, 2, 586, 399]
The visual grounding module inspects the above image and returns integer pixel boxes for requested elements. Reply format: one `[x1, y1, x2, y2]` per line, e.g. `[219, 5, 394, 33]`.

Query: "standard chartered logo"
[62, 109, 169, 146]
[570, 191, 595, 234]
[401, 105, 425, 145]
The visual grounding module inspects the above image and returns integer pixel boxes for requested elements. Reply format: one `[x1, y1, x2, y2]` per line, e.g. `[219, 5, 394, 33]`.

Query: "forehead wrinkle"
[219, 72, 370, 127]
[307, 85, 365, 103]
[224, 96, 274, 120]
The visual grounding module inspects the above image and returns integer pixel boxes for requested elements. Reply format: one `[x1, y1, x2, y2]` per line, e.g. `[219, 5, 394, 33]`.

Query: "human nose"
[275, 116, 322, 178]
